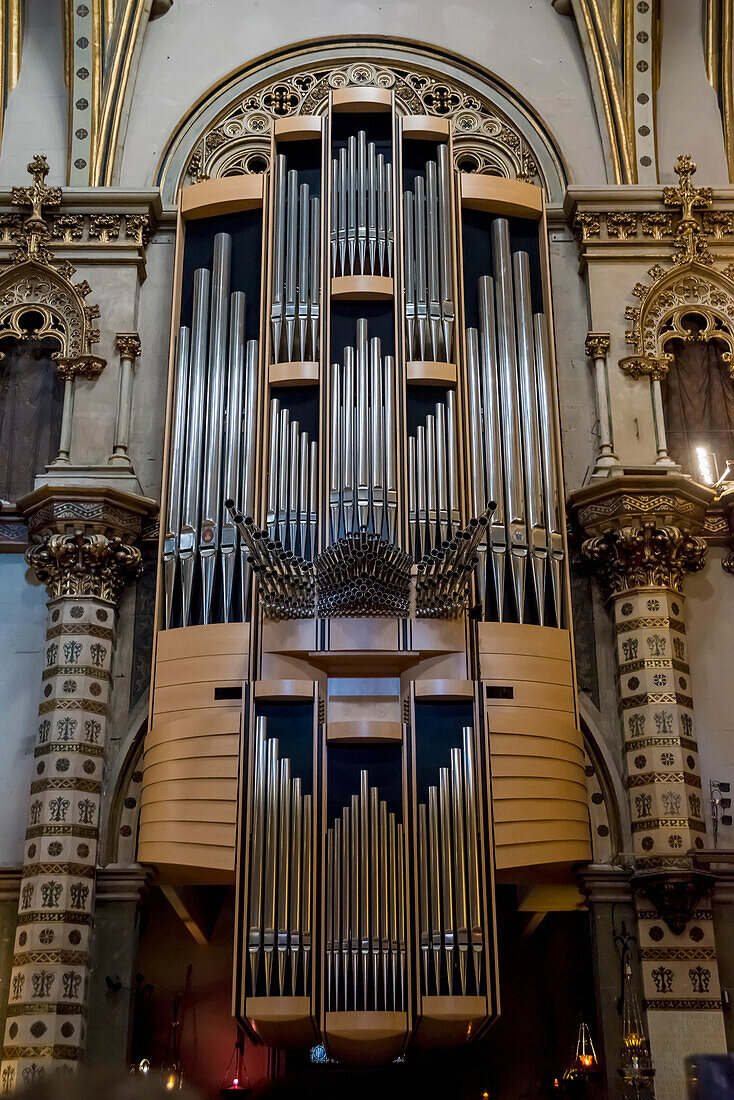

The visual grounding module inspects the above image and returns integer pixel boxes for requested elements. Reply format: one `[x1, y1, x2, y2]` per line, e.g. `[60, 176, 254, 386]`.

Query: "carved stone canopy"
[0, 155, 106, 377]
[620, 155, 734, 382]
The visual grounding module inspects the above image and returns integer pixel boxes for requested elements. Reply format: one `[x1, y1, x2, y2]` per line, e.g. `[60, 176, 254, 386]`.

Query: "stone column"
[585, 333, 621, 477]
[109, 334, 141, 469]
[572, 476, 727, 1100]
[0, 490, 147, 1093]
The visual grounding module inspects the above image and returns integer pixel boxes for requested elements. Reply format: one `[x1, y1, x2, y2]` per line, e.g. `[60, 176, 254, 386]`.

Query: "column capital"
[115, 332, 141, 360]
[585, 331, 610, 359]
[569, 473, 714, 599]
[16, 485, 156, 604]
[579, 524, 707, 601]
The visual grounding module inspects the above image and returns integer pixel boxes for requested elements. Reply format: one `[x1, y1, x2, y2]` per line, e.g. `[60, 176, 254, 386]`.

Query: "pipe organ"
[140, 89, 590, 1065]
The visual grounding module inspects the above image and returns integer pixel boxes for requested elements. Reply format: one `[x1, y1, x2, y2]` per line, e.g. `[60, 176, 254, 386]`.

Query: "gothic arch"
[156, 36, 567, 204]
[0, 257, 102, 373]
[623, 261, 734, 380]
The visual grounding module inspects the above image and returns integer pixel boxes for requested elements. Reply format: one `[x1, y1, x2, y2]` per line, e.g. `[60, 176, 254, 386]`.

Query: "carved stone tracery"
[185, 60, 539, 186]
[620, 156, 734, 382]
[0, 155, 106, 378]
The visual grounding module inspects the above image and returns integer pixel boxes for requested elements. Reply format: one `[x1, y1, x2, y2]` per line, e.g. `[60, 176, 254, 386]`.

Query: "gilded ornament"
[26, 529, 143, 604]
[0, 156, 107, 378]
[579, 523, 707, 601]
[585, 333, 611, 359]
[573, 212, 601, 241]
[115, 333, 141, 360]
[88, 214, 121, 242]
[619, 157, 734, 381]
[606, 212, 638, 239]
[641, 213, 674, 239]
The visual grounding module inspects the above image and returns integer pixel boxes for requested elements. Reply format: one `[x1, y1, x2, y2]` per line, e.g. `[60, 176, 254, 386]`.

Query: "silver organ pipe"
[163, 325, 190, 629]
[534, 313, 565, 628]
[513, 250, 547, 621]
[407, 394, 460, 558]
[270, 155, 320, 364]
[220, 291, 246, 623]
[465, 216, 565, 626]
[403, 146, 454, 362]
[163, 239, 259, 628]
[329, 321, 397, 542]
[199, 232, 231, 625]
[325, 770, 405, 1011]
[418, 729, 483, 998]
[332, 135, 392, 277]
[266, 398, 318, 560]
[178, 268, 209, 628]
[248, 719, 311, 998]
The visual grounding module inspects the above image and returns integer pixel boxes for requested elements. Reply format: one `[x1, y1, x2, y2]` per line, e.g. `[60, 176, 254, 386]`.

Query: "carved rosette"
[26, 529, 142, 604]
[579, 523, 707, 602]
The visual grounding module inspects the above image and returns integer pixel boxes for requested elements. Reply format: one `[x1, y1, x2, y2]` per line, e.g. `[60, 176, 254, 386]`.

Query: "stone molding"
[578, 863, 633, 904]
[0, 866, 154, 906]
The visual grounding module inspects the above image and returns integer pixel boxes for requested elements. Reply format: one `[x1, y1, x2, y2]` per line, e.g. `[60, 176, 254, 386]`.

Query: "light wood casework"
[478, 622, 591, 878]
[138, 623, 249, 882]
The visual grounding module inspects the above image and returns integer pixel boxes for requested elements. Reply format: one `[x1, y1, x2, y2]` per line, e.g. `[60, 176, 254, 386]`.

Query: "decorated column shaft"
[0, 495, 145, 1092]
[573, 479, 727, 1099]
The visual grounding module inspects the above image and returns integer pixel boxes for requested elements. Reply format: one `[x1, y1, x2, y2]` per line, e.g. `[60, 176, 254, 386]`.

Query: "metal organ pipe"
[464, 216, 566, 626]
[418, 730, 484, 998]
[163, 236, 261, 629]
[329, 322, 397, 543]
[402, 145, 454, 362]
[325, 770, 406, 1011]
[332, 130, 393, 277]
[247, 721, 311, 999]
[266, 399, 318, 561]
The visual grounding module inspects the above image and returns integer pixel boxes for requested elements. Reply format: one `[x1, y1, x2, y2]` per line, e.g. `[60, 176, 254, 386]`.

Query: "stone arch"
[156, 36, 567, 204]
[578, 696, 629, 864]
[102, 701, 148, 866]
[0, 258, 102, 373]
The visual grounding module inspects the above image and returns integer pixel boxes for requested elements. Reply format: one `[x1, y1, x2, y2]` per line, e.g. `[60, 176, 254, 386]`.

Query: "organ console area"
[139, 86, 591, 1064]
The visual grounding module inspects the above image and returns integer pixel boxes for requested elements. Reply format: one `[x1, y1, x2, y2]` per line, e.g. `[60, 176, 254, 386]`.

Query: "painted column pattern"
[580, 517, 727, 1097]
[0, 528, 141, 1092]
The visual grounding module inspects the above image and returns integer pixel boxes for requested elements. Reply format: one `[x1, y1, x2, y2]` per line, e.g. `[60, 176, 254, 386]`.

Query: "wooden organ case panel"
[139, 87, 590, 1064]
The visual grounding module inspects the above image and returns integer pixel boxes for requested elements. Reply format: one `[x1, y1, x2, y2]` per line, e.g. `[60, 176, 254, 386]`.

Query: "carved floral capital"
[579, 522, 707, 600]
[115, 332, 141, 360]
[26, 528, 142, 604]
[53, 354, 106, 382]
[585, 332, 611, 360]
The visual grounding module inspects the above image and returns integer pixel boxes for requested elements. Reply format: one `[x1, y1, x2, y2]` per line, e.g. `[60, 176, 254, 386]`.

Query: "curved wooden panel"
[459, 173, 543, 220]
[138, 624, 247, 883]
[332, 86, 392, 112]
[479, 622, 591, 876]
